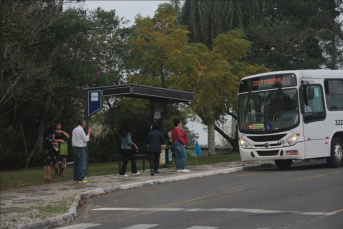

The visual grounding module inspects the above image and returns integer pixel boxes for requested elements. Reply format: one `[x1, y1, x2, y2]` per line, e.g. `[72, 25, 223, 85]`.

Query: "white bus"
[238, 70, 343, 169]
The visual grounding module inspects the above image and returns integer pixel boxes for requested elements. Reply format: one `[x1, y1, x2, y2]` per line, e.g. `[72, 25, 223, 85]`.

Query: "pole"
[196, 155, 197, 165]
[85, 90, 89, 178]
[151, 99, 154, 126]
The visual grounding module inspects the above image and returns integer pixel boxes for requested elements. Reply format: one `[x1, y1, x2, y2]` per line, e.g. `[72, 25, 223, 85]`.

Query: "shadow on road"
[248, 160, 340, 172]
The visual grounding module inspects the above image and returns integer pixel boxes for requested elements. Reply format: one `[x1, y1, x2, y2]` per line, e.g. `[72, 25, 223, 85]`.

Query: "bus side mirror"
[308, 88, 315, 100]
[299, 88, 305, 114]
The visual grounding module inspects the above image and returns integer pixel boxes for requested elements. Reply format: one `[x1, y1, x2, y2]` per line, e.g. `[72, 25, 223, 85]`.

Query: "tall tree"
[172, 0, 343, 151]
[0, 1, 129, 168]
[240, 0, 343, 70]
[172, 0, 244, 48]
[129, 3, 269, 154]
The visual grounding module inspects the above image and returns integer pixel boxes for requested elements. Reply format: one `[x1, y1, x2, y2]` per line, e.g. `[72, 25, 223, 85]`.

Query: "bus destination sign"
[239, 74, 297, 93]
[252, 77, 283, 87]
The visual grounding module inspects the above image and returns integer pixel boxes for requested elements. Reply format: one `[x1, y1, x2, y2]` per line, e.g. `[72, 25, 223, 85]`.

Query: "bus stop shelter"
[83, 84, 194, 176]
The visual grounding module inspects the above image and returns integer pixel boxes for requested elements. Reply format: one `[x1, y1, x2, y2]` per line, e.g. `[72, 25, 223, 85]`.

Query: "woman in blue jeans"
[172, 119, 190, 172]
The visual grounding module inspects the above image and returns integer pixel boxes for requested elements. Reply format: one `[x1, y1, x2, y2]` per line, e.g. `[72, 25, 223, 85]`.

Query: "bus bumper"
[239, 143, 305, 161]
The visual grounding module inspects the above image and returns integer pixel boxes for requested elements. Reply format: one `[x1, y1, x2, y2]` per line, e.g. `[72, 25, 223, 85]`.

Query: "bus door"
[301, 84, 328, 158]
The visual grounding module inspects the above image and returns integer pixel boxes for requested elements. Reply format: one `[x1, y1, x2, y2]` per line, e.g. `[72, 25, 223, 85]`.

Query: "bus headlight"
[284, 135, 299, 146]
[239, 138, 251, 148]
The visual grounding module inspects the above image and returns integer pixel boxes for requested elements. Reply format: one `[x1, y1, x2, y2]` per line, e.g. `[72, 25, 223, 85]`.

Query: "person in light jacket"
[145, 125, 165, 176]
[118, 122, 140, 177]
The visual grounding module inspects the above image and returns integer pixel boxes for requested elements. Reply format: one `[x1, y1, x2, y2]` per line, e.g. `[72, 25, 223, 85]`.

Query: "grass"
[27, 198, 73, 220]
[0, 153, 241, 191]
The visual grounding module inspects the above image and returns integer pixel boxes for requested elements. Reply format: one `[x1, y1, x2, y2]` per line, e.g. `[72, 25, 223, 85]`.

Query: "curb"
[17, 163, 272, 229]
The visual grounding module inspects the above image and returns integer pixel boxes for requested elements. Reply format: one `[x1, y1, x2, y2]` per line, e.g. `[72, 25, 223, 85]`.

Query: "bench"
[113, 154, 148, 174]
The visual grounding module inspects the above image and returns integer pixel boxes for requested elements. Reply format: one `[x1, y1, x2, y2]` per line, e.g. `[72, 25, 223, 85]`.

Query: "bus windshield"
[238, 88, 299, 132]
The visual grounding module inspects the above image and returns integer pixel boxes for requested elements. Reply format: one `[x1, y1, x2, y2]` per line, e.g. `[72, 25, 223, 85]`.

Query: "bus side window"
[324, 79, 343, 111]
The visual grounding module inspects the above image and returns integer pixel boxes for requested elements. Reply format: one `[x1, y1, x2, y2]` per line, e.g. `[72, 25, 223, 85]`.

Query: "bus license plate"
[286, 150, 298, 155]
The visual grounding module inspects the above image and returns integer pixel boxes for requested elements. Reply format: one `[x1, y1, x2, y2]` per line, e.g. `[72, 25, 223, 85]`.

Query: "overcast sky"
[68, 0, 227, 145]
[84, 0, 169, 25]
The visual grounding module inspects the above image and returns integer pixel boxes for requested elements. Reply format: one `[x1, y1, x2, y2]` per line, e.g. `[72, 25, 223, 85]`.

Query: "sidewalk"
[0, 161, 273, 229]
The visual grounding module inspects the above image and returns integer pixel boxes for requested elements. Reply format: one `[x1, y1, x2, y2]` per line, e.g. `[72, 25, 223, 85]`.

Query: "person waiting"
[43, 127, 58, 182]
[172, 119, 190, 173]
[145, 125, 165, 176]
[118, 122, 140, 177]
[53, 122, 70, 178]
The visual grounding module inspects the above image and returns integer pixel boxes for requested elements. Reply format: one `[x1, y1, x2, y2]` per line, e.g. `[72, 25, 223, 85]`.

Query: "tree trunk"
[214, 125, 238, 153]
[16, 120, 28, 158]
[25, 92, 51, 168]
[208, 123, 215, 155]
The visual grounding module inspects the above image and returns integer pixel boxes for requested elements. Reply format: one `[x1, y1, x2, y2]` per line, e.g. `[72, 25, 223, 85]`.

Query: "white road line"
[121, 224, 158, 229]
[56, 223, 101, 229]
[185, 227, 219, 229]
[91, 207, 335, 216]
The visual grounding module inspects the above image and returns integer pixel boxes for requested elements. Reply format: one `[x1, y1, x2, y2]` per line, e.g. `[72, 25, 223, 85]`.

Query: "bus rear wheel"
[275, 159, 292, 170]
[326, 137, 343, 168]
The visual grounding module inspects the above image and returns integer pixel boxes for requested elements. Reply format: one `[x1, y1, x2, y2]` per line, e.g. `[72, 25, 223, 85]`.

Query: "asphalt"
[0, 160, 273, 229]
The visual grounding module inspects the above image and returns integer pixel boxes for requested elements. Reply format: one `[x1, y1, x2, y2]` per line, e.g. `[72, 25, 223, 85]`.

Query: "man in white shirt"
[72, 120, 92, 183]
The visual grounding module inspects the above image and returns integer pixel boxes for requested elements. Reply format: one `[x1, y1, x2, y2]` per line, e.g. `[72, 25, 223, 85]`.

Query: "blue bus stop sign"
[88, 90, 102, 117]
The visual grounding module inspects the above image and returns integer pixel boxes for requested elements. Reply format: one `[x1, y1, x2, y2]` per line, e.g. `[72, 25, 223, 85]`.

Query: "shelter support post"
[151, 99, 154, 126]
[84, 90, 89, 178]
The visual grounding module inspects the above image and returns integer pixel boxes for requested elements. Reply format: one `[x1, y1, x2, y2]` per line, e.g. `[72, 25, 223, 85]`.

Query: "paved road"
[58, 160, 343, 229]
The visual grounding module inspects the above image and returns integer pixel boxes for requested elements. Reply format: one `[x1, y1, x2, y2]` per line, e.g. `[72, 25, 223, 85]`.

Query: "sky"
[84, 1, 170, 25]
[66, 0, 229, 145]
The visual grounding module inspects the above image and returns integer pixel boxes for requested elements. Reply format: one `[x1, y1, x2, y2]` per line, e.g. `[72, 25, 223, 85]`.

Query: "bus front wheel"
[327, 137, 343, 168]
[275, 159, 292, 170]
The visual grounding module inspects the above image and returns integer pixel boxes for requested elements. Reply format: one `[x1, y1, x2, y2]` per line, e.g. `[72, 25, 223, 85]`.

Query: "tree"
[129, 3, 269, 154]
[171, 0, 244, 48]
[0, 1, 130, 169]
[172, 0, 343, 151]
[239, 0, 343, 70]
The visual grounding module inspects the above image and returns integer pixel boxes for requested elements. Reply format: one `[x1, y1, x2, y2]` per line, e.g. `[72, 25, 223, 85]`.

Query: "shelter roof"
[84, 84, 193, 104]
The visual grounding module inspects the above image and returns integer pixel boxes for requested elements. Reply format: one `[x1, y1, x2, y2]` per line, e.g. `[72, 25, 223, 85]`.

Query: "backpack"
[168, 130, 174, 143]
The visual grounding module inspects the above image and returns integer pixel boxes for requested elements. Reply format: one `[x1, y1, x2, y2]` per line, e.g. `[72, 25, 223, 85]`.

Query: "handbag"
[132, 143, 138, 154]
[59, 142, 68, 155]
[52, 145, 59, 153]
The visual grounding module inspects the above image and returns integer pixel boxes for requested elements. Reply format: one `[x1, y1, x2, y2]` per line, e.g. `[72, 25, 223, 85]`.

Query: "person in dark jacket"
[145, 125, 165, 176]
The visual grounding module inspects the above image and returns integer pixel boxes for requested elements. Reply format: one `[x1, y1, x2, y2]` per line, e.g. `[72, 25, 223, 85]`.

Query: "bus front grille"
[256, 150, 279, 156]
[254, 143, 282, 147]
[247, 134, 287, 142]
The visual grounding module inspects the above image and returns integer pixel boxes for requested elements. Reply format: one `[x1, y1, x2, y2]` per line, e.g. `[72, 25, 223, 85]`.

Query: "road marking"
[56, 223, 101, 229]
[287, 171, 341, 183]
[160, 189, 244, 208]
[91, 207, 335, 216]
[121, 224, 158, 229]
[185, 227, 218, 229]
[332, 208, 343, 213]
